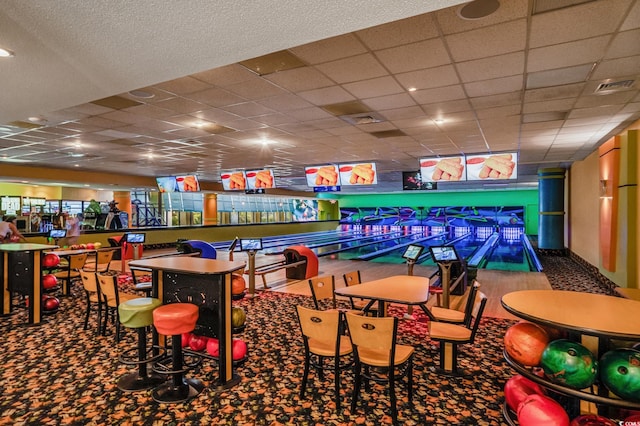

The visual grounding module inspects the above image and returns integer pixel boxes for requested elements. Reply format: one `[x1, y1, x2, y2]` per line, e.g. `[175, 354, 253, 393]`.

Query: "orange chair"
[79, 270, 103, 335]
[96, 273, 140, 341]
[53, 253, 88, 295]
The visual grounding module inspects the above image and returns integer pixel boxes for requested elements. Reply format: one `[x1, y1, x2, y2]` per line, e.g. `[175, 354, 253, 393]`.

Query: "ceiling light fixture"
[408, 87, 417, 92]
[458, 0, 500, 20]
[0, 47, 15, 58]
[128, 90, 155, 99]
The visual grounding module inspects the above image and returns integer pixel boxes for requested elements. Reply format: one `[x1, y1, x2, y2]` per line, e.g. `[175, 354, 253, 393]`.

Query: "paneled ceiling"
[1, 0, 639, 193]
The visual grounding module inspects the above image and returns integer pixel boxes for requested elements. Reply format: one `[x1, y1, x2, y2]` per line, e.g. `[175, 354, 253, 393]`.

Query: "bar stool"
[152, 303, 204, 403]
[117, 297, 166, 392]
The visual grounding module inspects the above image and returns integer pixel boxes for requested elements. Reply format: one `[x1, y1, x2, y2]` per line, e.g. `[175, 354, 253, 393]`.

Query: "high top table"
[129, 257, 246, 390]
[334, 275, 434, 320]
[1, 243, 58, 325]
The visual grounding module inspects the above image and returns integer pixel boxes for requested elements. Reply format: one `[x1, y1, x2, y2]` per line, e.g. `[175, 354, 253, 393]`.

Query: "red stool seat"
[429, 286, 443, 307]
[153, 303, 199, 335]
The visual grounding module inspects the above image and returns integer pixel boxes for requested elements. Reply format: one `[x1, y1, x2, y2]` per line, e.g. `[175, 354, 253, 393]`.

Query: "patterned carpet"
[0, 254, 622, 425]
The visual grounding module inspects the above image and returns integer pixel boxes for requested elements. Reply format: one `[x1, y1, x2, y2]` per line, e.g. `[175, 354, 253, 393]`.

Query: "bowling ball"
[94, 242, 102, 249]
[504, 374, 546, 412]
[231, 307, 246, 328]
[598, 348, 640, 402]
[231, 274, 246, 295]
[188, 334, 207, 352]
[504, 321, 550, 366]
[569, 415, 616, 426]
[86, 243, 95, 249]
[9, 235, 20, 242]
[42, 295, 60, 311]
[541, 339, 598, 390]
[206, 337, 220, 357]
[517, 394, 569, 426]
[181, 332, 193, 348]
[42, 274, 58, 290]
[232, 339, 247, 361]
[42, 253, 61, 268]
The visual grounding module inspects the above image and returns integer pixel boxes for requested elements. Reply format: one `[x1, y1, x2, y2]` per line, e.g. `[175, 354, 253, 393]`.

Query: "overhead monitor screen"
[466, 152, 518, 181]
[239, 238, 263, 251]
[339, 163, 377, 185]
[221, 171, 247, 191]
[420, 156, 466, 182]
[246, 169, 276, 189]
[305, 164, 341, 187]
[176, 174, 200, 192]
[125, 233, 146, 244]
[156, 176, 178, 193]
[430, 246, 460, 263]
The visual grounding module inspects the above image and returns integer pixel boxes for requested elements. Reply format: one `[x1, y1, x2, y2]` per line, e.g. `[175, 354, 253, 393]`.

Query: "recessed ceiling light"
[458, 0, 500, 20]
[408, 87, 417, 92]
[0, 48, 15, 58]
[434, 118, 444, 124]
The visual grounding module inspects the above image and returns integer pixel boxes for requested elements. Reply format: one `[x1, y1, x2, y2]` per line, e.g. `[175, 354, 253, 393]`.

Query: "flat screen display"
[176, 174, 200, 192]
[49, 229, 67, 238]
[305, 164, 341, 187]
[239, 238, 263, 251]
[466, 152, 518, 181]
[246, 169, 275, 189]
[430, 246, 460, 262]
[125, 233, 145, 244]
[339, 162, 377, 185]
[156, 176, 178, 193]
[221, 171, 247, 190]
[402, 244, 424, 261]
[420, 156, 466, 182]
[402, 171, 437, 190]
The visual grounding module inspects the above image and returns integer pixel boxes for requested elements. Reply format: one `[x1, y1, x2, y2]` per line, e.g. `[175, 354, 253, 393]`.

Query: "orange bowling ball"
[231, 274, 246, 295]
[504, 321, 550, 366]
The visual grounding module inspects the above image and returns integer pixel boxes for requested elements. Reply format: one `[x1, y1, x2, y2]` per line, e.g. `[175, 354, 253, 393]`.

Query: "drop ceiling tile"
[356, 13, 439, 50]
[188, 87, 247, 108]
[154, 76, 213, 95]
[523, 98, 576, 114]
[314, 54, 389, 84]
[153, 97, 208, 114]
[395, 65, 461, 91]
[527, 35, 610, 73]
[524, 83, 586, 102]
[470, 91, 522, 109]
[464, 75, 523, 97]
[224, 78, 288, 100]
[378, 106, 426, 121]
[126, 103, 177, 119]
[445, 19, 527, 62]
[411, 84, 467, 104]
[436, 0, 528, 35]
[375, 39, 451, 74]
[285, 107, 334, 122]
[592, 56, 640, 80]
[63, 103, 113, 116]
[362, 93, 417, 111]
[457, 52, 525, 83]
[575, 90, 638, 107]
[529, 0, 632, 48]
[475, 104, 522, 119]
[526, 64, 594, 89]
[264, 66, 335, 93]
[421, 99, 472, 115]
[604, 28, 640, 59]
[297, 86, 355, 106]
[621, 0, 640, 30]
[258, 93, 316, 113]
[342, 76, 405, 99]
[252, 113, 296, 126]
[191, 64, 257, 86]
[290, 33, 368, 64]
[220, 102, 276, 118]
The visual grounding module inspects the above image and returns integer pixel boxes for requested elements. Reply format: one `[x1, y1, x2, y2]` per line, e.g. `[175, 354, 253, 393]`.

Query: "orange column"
[599, 136, 620, 272]
[203, 193, 218, 226]
[113, 191, 132, 228]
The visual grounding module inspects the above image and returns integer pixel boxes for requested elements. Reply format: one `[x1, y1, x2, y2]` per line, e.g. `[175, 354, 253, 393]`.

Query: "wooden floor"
[226, 251, 552, 321]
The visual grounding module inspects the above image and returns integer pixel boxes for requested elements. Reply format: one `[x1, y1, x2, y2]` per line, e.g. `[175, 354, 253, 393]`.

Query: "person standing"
[66, 213, 82, 246]
[0, 216, 26, 243]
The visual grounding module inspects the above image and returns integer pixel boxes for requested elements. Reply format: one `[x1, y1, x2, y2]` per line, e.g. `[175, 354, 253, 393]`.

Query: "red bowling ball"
[42, 295, 60, 311]
[188, 334, 207, 352]
[504, 374, 546, 412]
[42, 253, 61, 268]
[42, 274, 58, 290]
[517, 394, 569, 426]
[504, 321, 550, 366]
[231, 274, 246, 295]
[569, 414, 617, 426]
[206, 338, 220, 357]
[232, 339, 247, 361]
[181, 332, 193, 348]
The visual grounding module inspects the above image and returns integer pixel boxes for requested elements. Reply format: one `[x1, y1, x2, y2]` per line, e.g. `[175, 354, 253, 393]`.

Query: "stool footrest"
[153, 352, 202, 375]
[118, 345, 166, 366]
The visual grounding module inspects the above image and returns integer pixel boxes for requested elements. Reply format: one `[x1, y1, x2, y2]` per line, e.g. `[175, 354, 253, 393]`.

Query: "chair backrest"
[460, 281, 481, 326]
[308, 275, 336, 309]
[343, 270, 361, 287]
[80, 270, 98, 293]
[346, 312, 398, 364]
[96, 273, 118, 306]
[468, 292, 488, 343]
[95, 249, 115, 271]
[69, 253, 89, 270]
[296, 305, 341, 346]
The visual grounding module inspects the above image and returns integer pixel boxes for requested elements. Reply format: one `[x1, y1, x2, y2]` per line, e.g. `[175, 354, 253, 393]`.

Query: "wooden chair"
[130, 266, 153, 295]
[308, 275, 339, 311]
[79, 270, 103, 335]
[430, 281, 480, 324]
[345, 312, 415, 425]
[96, 273, 141, 341]
[295, 305, 353, 411]
[83, 249, 117, 273]
[342, 271, 378, 316]
[428, 291, 488, 375]
[53, 253, 88, 295]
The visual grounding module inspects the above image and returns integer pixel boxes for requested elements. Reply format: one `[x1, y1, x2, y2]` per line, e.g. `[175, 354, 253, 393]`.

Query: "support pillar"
[538, 168, 566, 250]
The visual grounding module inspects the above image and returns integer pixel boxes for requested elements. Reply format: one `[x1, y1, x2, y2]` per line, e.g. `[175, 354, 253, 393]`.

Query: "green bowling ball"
[541, 339, 598, 390]
[599, 348, 640, 402]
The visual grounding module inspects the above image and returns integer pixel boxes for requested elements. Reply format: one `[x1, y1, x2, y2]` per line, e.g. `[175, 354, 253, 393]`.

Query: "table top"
[334, 275, 430, 305]
[501, 290, 640, 340]
[615, 287, 640, 301]
[0, 243, 57, 252]
[129, 257, 246, 275]
[49, 248, 97, 256]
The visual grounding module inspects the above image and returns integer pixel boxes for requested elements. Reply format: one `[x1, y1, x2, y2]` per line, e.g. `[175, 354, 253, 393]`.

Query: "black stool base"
[117, 372, 166, 392]
[152, 377, 205, 403]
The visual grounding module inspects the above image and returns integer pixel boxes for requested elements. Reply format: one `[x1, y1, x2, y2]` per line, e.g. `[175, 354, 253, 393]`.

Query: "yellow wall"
[568, 151, 600, 266]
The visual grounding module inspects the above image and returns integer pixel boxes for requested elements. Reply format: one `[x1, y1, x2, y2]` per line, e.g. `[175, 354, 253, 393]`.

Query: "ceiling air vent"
[339, 112, 386, 125]
[370, 130, 407, 139]
[595, 79, 635, 94]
